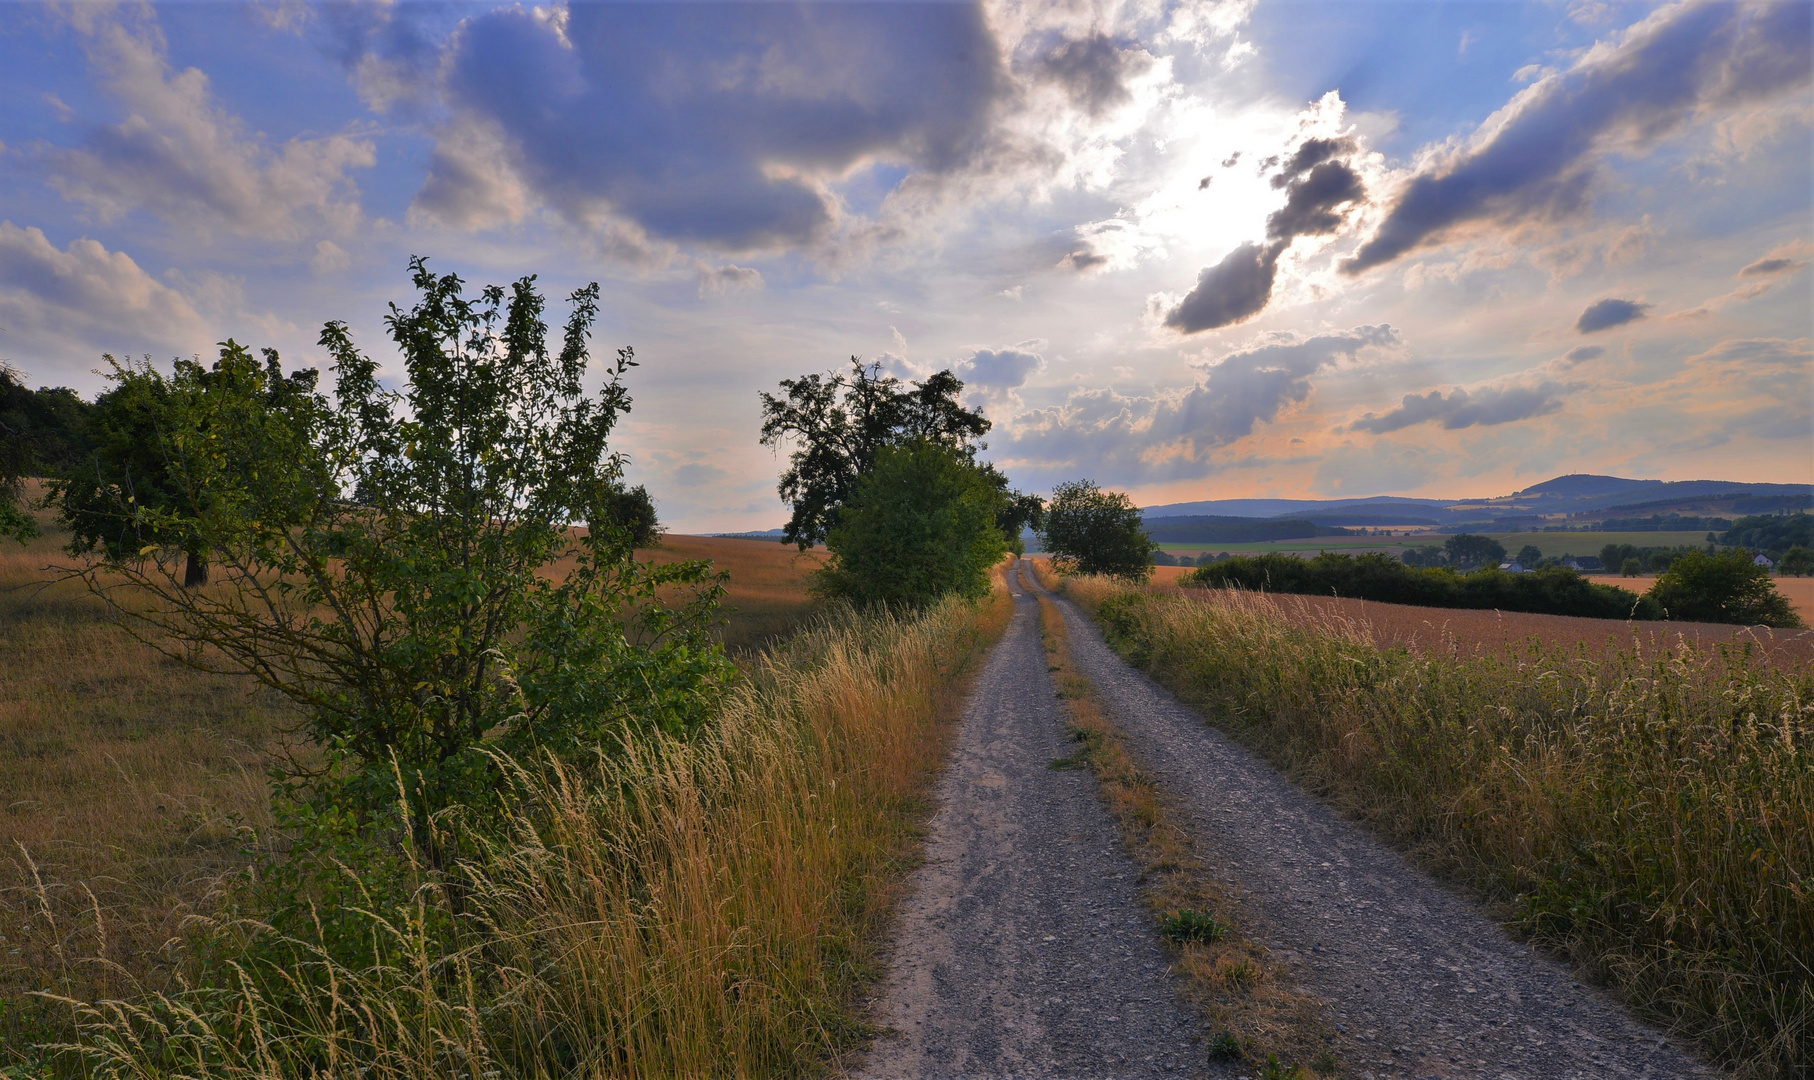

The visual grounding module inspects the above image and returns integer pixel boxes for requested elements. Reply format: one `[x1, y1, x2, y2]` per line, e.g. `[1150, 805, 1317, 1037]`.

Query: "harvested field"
[1066, 563, 1814, 667]
[647, 534, 827, 653]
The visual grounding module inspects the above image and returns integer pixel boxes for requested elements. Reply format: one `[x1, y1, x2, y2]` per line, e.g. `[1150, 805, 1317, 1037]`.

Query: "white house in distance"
[1499, 560, 1528, 574]
[1755, 553, 1776, 570]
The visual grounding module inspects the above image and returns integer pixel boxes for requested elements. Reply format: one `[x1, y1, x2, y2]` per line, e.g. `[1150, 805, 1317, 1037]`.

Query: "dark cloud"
[1265, 161, 1365, 241]
[1740, 255, 1806, 276]
[418, 4, 1013, 250]
[1006, 326, 1399, 481]
[1059, 248, 1110, 272]
[1344, 2, 1812, 274]
[1198, 175, 1212, 189]
[1350, 382, 1565, 434]
[1163, 242, 1279, 332]
[1166, 145, 1366, 333]
[1034, 32, 1153, 119]
[1576, 297, 1650, 333]
[1269, 136, 1354, 189]
[1564, 344, 1605, 362]
[1221, 152, 1242, 168]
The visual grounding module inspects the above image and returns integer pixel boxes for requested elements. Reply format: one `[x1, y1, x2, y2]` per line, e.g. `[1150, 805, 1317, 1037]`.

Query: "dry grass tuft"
[1034, 587, 1337, 1075]
[1061, 573, 1813, 1079]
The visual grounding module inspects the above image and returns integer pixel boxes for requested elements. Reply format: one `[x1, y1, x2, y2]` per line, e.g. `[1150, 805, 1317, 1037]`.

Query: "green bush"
[1187, 551, 1661, 620]
[815, 440, 1008, 608]
[1781, 547, 1814, 576]
[1040, 479, 1154, 581]
[1647, 549, 1802, 627]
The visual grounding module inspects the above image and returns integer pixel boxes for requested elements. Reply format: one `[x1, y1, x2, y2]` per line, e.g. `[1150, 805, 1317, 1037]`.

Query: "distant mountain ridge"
[1144, 474, 1812, 527]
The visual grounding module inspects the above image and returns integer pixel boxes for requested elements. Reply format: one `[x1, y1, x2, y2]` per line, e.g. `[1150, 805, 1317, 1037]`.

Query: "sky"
[0, 0, 1809, 532]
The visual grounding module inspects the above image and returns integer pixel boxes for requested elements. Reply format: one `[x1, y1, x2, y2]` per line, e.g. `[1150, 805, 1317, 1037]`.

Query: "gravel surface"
[857, 565, 1208, 1079]
[1033, 568, 1716, 1080]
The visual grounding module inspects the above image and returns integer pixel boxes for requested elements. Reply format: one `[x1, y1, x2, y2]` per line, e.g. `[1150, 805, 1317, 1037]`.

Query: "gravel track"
[856, 565, 1208, 1079]
[1031, 567, 1715, 1080]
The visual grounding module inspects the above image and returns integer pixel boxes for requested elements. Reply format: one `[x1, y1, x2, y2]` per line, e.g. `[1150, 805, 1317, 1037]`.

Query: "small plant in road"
[1160, 908, 1229, 944]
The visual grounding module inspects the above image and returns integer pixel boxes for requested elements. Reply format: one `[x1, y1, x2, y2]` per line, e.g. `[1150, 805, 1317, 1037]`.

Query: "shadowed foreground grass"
[49, 587, 1005, 1076]
[1061, 575, 1812, 1080]
[3, 493, 999, 1074]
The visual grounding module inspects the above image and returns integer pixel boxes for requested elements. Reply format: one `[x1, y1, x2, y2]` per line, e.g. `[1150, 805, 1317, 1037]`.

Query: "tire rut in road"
[856, 566, 1208, 1079]
[1033, 573, 1713, 1080]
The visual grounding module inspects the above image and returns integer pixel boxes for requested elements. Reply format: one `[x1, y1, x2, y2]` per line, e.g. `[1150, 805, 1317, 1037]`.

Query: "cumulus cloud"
[959, 344, 1044, 389]
[1163, 242, 1279, 332]
[412, 4, 1018, 253]
[1349, 382, 1566, 434]
[1740, 255, 1807, 276]
[1004, 325, 1399, 480]
[1034, 32, 1155, 119]
[1345, 1, 1812, 274]
[0, 222, 209, 365]
[45, 5, 373, 240]
[1564, 344, 1605, 362]
[1576, 297, 1650, 332]
[1164, 133, 1367, 333]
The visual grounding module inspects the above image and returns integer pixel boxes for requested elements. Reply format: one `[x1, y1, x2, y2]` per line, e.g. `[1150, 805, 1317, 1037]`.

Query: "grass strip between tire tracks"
[1034, 584, 1341, 1077]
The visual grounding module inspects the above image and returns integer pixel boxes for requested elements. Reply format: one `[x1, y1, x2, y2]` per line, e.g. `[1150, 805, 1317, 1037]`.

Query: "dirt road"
[857, 564, 1206, 1077]
[1029, 567, 1713, 1079]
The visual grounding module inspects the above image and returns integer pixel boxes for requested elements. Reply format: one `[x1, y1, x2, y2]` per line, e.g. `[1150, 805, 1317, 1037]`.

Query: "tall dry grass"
[52, 583, 1009, 1077]
[1063, 576, 1813, 1079]
[0, 512, 303, 1054]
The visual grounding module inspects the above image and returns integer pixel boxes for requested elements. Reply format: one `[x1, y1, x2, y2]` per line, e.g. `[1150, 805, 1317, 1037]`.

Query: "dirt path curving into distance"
[1029, 566, 1714, 1079]
[856, 563, 1208, 1078]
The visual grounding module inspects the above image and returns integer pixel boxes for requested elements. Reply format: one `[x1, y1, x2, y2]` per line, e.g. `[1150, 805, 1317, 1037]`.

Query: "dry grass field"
[1135, 562, 1814, 667]
[0, 503, 828, 1060]
[1063, 575, 1814, 1075]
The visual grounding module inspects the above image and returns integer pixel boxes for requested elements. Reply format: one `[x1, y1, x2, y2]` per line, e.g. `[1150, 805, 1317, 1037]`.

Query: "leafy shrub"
[1159, 908, 1229, 943]
[1187, 551, 1661, 620]
[1647, 549, 1802, 627]
[815, 439, 1008, 608]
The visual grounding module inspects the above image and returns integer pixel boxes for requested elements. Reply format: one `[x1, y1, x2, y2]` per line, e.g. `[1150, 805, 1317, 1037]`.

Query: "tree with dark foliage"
[1041, 479, 1155, 581]
[759, 358, 993, 549]
[0, 360, 95, 541]
[1647, 550, 1801, 627]
[814, 440, 1009, 609]
[54, 344, 321, 586]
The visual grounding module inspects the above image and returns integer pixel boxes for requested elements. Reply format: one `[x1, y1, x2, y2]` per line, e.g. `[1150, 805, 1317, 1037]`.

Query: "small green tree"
[1041, 479, 1154, 581]
[1780, 546, 1814, 576]
[1444, 533, 1506, 569]
[1621, 557, 1643, 576]
[55, 344, 320, 586]
[61, 259, 734, 838]
[815, 440, 1009, 608]
[1647, 549, 1802, 627]
[1515, 544, 1543, 566]
[0, 361, 39, 541]
[758, 359, 992, 549]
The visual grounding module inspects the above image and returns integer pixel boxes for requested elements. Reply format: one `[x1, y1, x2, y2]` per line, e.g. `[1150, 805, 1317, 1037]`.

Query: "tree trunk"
[183, 550, 209, 588]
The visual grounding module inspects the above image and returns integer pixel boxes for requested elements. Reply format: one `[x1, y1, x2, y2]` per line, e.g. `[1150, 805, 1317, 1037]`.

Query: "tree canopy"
[758, 358, 992, 549]
[1443, 533, 1506, 569]
[1647, 549, 1801, 628]
[814, 439, 1010, 608]
[1041, 479, 1154, 581]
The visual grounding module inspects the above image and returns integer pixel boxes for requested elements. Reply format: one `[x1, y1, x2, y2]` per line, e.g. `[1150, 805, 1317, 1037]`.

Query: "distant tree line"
[1142, 516, 1346, 544]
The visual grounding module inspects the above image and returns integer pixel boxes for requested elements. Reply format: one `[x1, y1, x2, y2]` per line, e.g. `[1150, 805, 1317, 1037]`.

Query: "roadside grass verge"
[47, 579, 1009, 1078]
[1033, 585, 1338, 1076]
[1060, 574, 1812, 1079]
